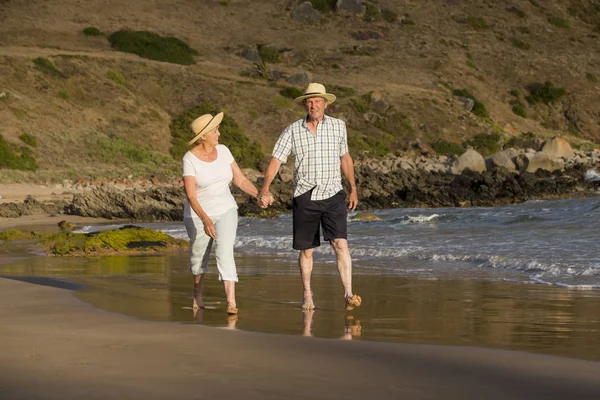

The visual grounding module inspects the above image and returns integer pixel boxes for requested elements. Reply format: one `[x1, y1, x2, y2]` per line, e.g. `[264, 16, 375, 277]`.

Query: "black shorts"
[292, 189, 348, 250]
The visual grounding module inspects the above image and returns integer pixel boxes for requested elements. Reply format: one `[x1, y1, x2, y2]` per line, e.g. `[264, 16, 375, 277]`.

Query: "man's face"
[304, 96, 328, 121]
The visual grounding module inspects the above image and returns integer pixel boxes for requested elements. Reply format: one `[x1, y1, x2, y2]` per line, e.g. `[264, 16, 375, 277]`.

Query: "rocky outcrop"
[1, 142, 599, 221]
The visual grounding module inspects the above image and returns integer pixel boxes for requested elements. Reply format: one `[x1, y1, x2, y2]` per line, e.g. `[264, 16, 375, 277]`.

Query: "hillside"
[1, 0, 599, 184]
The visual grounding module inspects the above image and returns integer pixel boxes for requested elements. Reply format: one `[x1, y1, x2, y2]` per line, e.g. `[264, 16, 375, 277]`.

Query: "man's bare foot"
[301, 291, 315, 310]
[344, 294, 362, 311]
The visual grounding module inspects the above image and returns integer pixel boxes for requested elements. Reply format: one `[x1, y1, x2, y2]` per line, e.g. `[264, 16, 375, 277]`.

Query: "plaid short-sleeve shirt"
[272, 115, 349, 200]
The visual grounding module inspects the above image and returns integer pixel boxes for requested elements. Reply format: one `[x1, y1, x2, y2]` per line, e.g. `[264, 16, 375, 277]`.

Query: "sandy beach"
[2, 196, 600, 399]
[1, 277, 600, 400]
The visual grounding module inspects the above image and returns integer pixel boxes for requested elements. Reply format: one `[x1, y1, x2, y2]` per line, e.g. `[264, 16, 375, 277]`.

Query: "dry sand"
[1, 277, 600, 399]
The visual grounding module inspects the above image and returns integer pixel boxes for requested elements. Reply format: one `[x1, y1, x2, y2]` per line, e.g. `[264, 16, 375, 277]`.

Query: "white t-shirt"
[182, 144, 237, 218]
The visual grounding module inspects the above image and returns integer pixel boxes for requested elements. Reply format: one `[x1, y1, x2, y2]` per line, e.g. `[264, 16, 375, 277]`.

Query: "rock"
[524, 153, 564, 173]
[237, 47, 261, 62]
[489, 149, 519, 173]
[350, 29, 385, 41]
[369, 91, 389, 113]
[351, 212, 382, 221]
[336, 0, 366, 15]
[291, 2, 321, 24]
[541, 136, 574, 159]
[286, 72, 312, 87]
[451, 148, 486, 174]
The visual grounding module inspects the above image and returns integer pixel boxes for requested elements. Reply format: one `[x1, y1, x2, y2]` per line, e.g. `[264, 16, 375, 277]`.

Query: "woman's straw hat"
[294, 83, 337, 104]
[188, 112, 224, 146]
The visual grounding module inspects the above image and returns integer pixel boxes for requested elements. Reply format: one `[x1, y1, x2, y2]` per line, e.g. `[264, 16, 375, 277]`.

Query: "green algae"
[0, 226, 188, 256]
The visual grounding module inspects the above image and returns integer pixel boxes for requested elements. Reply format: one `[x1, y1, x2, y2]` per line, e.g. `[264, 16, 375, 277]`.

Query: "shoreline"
[2, 277, 600, 399]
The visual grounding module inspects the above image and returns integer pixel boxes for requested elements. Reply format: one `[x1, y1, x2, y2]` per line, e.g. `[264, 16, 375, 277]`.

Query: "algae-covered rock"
[351, 212, 382, 221]
[0, 225, 188, 256]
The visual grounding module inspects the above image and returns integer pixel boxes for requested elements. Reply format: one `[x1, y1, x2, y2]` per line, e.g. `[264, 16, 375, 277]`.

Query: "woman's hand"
[201, 217, 216, 238]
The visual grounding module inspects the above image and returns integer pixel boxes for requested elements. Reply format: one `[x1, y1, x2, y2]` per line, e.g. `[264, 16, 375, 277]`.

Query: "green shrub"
[58, 91, 69, 100]
[511, 38, 531, 50]
[463, 133, 502, 156]
[108, 30, 198, 65]
[280, 86, 303, 99]
[452, 89, 489, 118]
[506, 6, 526, 18]
[432, 140, 465, 155]
[511, 102, 527, 117]
[0, 135, 38, 171]
[82, 27, 103, 36]
[257, 45, 281, 64]
[327, 85, 356, 98]
[169, 103, 264, 169]
[88, 135, 172, 167]
[107, 71, 127, 86]
[348, 134, 391, 158]
[273, 97, 293, 109]
[506, 131, 538, 149]
[33, 57, 63, 77]
[454, 15, 488, 29]
[516, 26, 532, 34]
[509, 89, 520, 97]
[364, 3, 380, 22]
[586, 72, 598, 83]
[309, 0, 336, 12]
[381, 9, 398, 23]
[525, 81, 566, 105]
[547, 15, 570, 28]
[19, 133, 39, 147]
[350, 97, 370, 114]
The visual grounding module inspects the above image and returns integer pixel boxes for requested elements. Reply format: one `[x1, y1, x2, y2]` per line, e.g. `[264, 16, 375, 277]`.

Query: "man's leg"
[298, 248, 315, 310]
[330, 238, 353, 298]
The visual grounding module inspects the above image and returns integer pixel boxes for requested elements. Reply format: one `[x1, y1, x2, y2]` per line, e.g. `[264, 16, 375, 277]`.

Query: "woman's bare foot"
[302, 291, 315, 310]
[227, 302, 238, 315]
[192, 296, 204, 310]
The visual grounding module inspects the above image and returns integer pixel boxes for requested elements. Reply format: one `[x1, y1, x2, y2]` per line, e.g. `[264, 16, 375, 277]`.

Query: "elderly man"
[259, 82, 361, 311]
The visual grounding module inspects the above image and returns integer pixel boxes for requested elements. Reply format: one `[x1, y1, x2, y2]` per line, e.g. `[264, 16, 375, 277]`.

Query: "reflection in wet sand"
[2, 249, 600, 361]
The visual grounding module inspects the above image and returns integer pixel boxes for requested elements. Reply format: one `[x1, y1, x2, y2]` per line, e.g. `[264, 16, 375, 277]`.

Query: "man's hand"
[348, 188, 358, 211]
[258, 192, 274, 208]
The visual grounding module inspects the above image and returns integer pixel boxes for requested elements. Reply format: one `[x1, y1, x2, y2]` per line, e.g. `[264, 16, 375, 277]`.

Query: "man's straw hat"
[188, 112, 224, 146]
[294, 83, 337, 104]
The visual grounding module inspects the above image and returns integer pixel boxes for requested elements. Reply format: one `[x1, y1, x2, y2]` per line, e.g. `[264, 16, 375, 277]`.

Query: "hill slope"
[1, 0, 599, 183]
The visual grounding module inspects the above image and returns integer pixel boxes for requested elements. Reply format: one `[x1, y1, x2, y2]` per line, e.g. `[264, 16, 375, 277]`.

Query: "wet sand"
[2, 276, 600, 400]
[2, 216, 600, 398]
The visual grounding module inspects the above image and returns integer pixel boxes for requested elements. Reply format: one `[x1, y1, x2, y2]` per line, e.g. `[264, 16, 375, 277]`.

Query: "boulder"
[291, 2, 321, 24]
[488, 148, 519, 173]
[541, 136, 574, 159]
[451, 148, 486, 174]
[336, 0, 366, 14]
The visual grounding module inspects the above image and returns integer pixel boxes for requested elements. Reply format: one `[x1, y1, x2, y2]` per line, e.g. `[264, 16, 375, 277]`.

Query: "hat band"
[303, 91, 326, 96]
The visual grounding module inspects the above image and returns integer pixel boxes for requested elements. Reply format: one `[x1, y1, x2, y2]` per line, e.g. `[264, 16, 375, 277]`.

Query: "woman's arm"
[183, 175, 216, 238]
[231, 160, 259, 199]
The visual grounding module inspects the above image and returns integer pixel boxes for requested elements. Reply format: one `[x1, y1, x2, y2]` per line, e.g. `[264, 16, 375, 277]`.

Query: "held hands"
[257, 192, 274, 209]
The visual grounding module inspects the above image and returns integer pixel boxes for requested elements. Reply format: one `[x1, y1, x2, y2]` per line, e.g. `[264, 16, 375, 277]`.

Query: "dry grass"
[1, 0, 599, 182]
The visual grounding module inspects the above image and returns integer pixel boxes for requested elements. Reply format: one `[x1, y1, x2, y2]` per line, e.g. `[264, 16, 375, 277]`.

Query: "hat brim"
[293, 93, 336, 105]
[187, 112, 224, 146]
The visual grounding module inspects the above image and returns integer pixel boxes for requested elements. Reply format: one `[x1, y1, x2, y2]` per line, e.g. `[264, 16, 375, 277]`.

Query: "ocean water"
[4, 193, 600, 360]
[80, 194, 600, 290]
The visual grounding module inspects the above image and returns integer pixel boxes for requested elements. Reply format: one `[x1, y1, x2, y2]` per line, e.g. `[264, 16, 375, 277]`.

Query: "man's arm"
[340, 152, 358, 211]
[258, 157, 282, 208]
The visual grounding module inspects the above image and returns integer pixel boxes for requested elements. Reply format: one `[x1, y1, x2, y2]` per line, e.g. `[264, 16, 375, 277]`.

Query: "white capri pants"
[183, 207, 239, 282]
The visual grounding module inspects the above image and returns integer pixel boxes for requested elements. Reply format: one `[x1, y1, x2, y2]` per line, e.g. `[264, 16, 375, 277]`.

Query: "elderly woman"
[182, 112, 265, 315]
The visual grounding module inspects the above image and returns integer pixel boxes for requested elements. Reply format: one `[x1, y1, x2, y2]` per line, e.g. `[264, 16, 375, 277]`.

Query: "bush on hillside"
[19, 133, 39, 147]
[82, 27, 103, 36]
[309, 0, 336, 12]
[525, 81, 566, 105]
[432, 140, 465, 155]
[452, 89, 489, 118]
[108, 30, 198, 65]
[462, 133, 502, 156]
[0, 135, 38, 171]
[280, 87, 303, 99]
[33, 57, 64, 78]
[169, 103, 264, 169]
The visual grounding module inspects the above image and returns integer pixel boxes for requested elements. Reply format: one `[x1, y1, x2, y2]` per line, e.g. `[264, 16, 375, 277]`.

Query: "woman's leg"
[213, 209, 239, 312]
[184, 217, 213, 309]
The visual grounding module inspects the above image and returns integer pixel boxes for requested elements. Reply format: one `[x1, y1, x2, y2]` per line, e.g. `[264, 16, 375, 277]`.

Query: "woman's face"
[202, 125, 220, 146]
